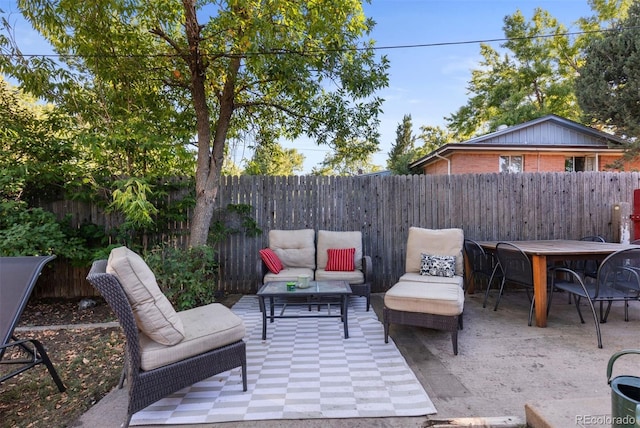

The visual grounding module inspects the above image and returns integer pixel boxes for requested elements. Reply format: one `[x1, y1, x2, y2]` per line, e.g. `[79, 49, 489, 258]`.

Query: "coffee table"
[257, 281, 352, 340]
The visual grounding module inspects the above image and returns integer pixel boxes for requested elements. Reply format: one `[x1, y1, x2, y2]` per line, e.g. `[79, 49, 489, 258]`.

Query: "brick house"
[409, 114, 640, 175]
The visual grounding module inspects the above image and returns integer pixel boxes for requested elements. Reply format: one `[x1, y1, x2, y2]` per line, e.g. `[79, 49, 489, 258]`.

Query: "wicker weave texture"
[383, 307, 460, 355]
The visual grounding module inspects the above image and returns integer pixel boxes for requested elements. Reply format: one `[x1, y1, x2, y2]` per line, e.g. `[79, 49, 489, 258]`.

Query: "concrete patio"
[74, 289, 640, 428]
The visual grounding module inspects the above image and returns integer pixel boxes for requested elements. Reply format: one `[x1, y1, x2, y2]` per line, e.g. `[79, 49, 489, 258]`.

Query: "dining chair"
[572, 235, 606, 280]
[561, 235, 606, 304]
[549, 247, 640, 348]
[463, 239, 502, 308]
[493, 242, 543, 326]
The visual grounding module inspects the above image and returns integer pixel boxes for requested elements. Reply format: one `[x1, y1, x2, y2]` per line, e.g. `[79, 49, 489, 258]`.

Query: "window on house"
[499, 155, 523, 173]
[565, 156, 589, 172]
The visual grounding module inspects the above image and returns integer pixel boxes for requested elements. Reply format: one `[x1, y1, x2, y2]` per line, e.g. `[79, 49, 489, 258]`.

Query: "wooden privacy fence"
[33, 171, 640, 298]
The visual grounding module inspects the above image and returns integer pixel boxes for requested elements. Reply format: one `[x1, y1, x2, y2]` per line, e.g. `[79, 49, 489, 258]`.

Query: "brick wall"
[420, 152, 640, 175]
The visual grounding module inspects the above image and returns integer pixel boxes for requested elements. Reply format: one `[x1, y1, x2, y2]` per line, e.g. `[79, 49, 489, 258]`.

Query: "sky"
[1, 0, 596, 173]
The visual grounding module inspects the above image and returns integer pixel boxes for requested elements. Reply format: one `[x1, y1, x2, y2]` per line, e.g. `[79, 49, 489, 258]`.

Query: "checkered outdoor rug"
[130, 295, 436, 425]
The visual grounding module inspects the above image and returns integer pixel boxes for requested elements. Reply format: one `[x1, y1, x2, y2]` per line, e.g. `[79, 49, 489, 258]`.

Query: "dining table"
[475, 240, 640, 327]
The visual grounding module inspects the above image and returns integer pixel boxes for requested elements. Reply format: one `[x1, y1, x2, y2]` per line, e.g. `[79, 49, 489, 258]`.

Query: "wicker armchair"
[87, 260, 247, 428]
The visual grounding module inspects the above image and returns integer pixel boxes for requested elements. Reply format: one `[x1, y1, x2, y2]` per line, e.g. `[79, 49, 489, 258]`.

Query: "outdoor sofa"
[257, 229, 373, 310]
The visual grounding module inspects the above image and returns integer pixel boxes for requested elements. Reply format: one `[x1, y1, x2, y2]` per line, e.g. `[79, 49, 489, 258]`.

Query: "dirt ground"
[18, 297, 117, 327]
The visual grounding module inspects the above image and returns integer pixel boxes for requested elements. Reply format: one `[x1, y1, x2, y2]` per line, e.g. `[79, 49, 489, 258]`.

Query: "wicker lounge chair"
[87, 252, 247, 428]
[0, 255, 65, 392]
[383, 227, 465, 355]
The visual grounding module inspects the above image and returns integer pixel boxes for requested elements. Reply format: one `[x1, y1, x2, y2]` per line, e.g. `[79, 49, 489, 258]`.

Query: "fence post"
[613, 202, 631, 243]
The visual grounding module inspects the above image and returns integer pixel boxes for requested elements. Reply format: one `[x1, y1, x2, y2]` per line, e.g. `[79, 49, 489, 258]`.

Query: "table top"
[259, 281, 352, 296]
[477, 239, 639, 255]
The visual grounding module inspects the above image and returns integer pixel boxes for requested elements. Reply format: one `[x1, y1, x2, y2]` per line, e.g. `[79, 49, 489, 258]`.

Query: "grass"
[1, 324, 123, 427]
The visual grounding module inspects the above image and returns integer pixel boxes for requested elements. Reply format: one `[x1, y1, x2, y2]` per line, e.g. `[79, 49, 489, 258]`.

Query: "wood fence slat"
[33, 172, 640, 297]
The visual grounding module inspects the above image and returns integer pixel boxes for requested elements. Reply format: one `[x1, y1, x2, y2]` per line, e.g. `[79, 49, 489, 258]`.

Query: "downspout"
[435, 152, 451, 175]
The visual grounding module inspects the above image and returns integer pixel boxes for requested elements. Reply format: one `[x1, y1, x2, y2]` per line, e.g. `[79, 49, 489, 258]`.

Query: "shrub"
[0, 200, 83, 258]
[144, 245, 218, 311]
[0, 200, 114, 265]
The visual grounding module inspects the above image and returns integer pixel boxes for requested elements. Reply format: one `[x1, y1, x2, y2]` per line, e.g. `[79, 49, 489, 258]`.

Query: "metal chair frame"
[463, 239, 502, 308]
[0, 255, 65, 392]
[549, 247, 640, 348]
[494, 242, 545, 326]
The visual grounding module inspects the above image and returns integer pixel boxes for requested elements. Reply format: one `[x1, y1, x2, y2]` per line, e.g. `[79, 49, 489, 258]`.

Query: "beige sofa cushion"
[264, 267, 315, 283]
[316, 230, 363, 270]
[405, 227, 464, 276]
[107, 246, 185, 346]
[139, 303, 245, 371]
[269, 229, 316, 269]
[315, 268, 364, 284]
[384, 281, 464, 316]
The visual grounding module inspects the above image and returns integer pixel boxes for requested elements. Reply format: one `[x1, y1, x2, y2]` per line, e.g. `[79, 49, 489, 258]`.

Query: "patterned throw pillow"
[420, 253, 456, 278]
[326, 248, 356, 271]
[259, 248, 283, 274]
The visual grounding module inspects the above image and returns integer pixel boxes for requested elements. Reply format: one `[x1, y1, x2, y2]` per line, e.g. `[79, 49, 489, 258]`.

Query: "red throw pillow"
[325, 248, 356, 271]
[259, 248, 283, 274]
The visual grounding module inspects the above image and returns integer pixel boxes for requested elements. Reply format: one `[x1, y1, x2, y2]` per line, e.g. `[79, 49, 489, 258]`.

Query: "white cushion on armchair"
[107, 246, 185, 346]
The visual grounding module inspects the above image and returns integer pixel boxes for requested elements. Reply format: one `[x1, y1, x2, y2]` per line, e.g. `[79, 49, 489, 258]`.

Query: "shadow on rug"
[131, 295, 436, 425]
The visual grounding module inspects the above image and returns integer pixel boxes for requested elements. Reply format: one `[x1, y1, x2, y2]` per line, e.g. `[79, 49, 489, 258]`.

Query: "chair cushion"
[315, 268, 364, 284]
[325, 248, 356, 271]
[269, 229, 316, 269]
[317, 230, 363, 270]
[139, 303, 245, 371]
[406, 227, 464, 276]
[264, 267, 315, 283]
[384, 281, 464, 316]
[107, 246, 185, 346]
[399, 272, 463, 285]
[259, 248, 283, 274]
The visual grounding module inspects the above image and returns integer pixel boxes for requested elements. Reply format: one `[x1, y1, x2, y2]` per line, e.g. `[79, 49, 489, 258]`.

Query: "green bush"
[0, 200, 114, 265]
[144, 245, 218, 311]
[0, 200, 86, 258]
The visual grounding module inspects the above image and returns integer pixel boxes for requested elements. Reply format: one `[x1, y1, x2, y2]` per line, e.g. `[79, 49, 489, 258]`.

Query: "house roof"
[409, 114, 629, 170]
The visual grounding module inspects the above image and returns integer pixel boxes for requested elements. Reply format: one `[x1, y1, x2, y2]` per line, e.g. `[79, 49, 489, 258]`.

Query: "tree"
[0, 76, 75, 201]
[446, 9, 579, 139]
[386, 114, 416, 175]
[385, 116, 452, 174]
[446, 1, 632, 140]
[416, 125, 452, 153]
[575, 1, 640, 143]
[7, 0, 389, 247]
[312, 137, 382, 176]
[243, 142, 304, 176]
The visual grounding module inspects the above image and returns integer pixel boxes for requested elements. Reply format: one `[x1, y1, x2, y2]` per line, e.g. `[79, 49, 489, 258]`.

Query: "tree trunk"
[184, 0, 241, 247]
